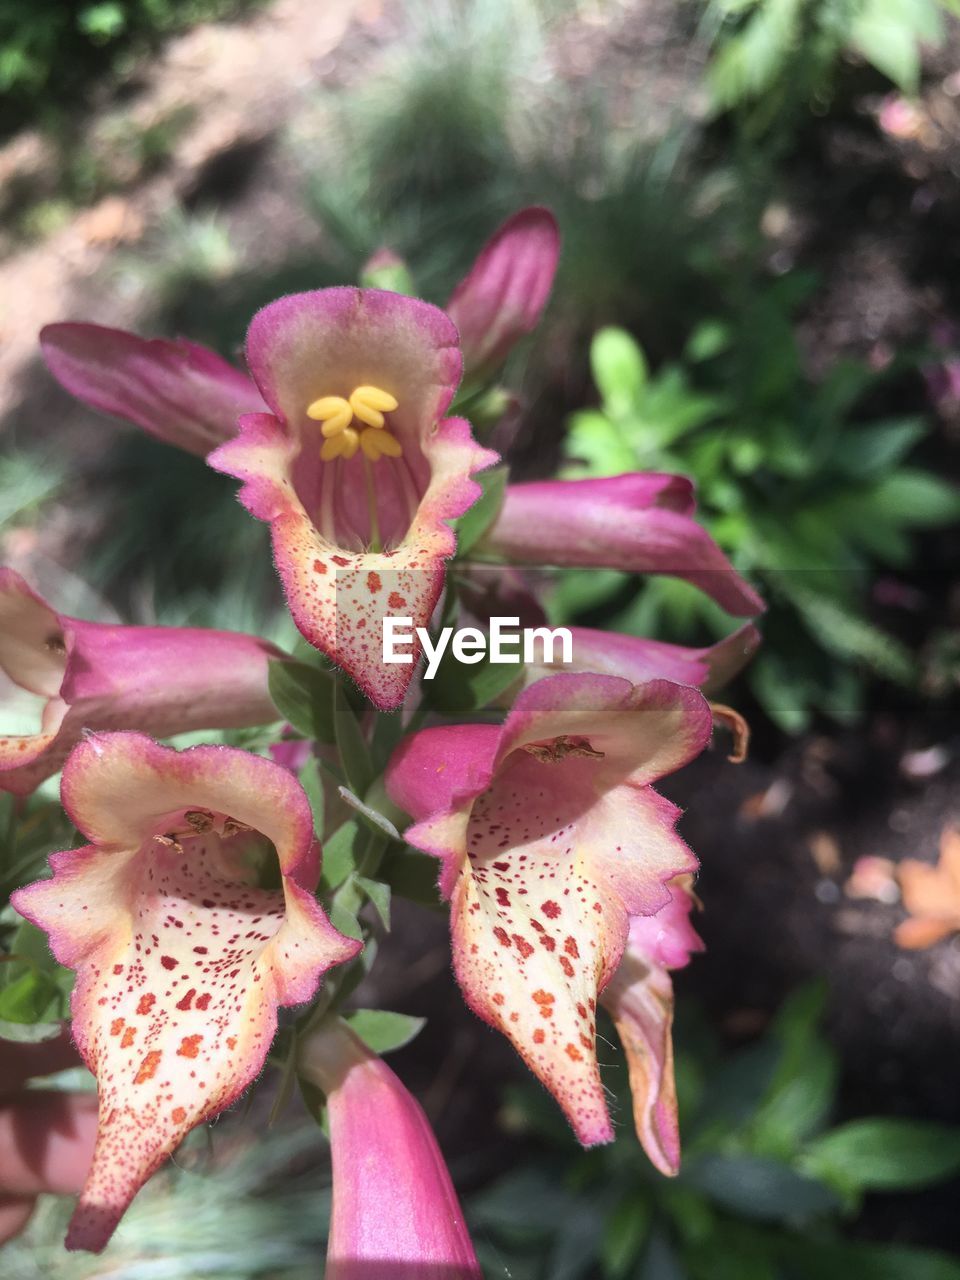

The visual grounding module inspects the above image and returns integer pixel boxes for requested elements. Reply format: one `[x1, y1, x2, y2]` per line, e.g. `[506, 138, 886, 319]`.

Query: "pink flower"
[521, 621, 761, 696]
[386, 673, 712, 1146]
[39, 323, 265, 455]
[300, 1020, 481, 1279]
[478, 474, 765, 617]
[600, 876, 702, 1175]
[11, 734, 359, 1252]
[206, 288, 497, 709]
[0, 568, 283, 796]
[446, 206, 560, 381]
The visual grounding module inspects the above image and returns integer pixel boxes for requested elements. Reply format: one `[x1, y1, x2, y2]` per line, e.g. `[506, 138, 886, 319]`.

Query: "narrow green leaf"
[454, 464, 509, 557]
[333, 681, 373, 797]
[319, 818, 363, 892]
[802, 1118, 960, 1193]
[345, 1008, 425, 1055]
[298, 756, 325, 835]
[683, 1154, 840, 1223]
[337, 786, 401, 842]
[591, 327, 647, 416]
[381, 846, 442, 907]
[355, 875, 391, 931]
[426, 643, 522, 714]
[268, 660, 334, 742]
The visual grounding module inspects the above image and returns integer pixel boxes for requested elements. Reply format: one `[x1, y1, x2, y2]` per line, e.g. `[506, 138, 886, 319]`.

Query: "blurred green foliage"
[560, 308, 960, 731]
[706, 0, 951, 129]
[471, 983, 960, 1279]
[0, 1, 255, 133]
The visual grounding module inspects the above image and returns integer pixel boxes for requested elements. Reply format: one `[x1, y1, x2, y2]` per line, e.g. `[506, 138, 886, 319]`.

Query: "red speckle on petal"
[226, 1036, 237, 1050]
[493, 927, 511, 947]
[564, 936, 580, 958]
[120, 1027, 136, 1049]
[175, 988, 196, 1012]
[533, 1028, 545, 1044]
[171, 1106, 187, 1124]
[110, 1018, 125, 1036]
[542, 901, 560, 919]
[513, 934, 534, 959]
[136, 993, 156, 1015]
[565, 1043, 583, 1062]
[559, 956, 575, 977]
[388, 592, 406, 609]
[160, 956, 178, 970]
[134, 1050, 162, 1084]
[177, 1035, 203, 1060]
[532, 990, 555, 1005]
[367, 572, 382, 593]
[195, 992, 211, 1011]
[313, 560, 327, 574]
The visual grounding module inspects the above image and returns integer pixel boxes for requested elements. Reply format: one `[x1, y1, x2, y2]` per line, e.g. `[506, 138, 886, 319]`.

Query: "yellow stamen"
[320, 427, 360, 460]
[359, 427, 402, 461]
[307, 395, 353, 435]
[350, 385, 398, 429]
[309, 385, 403, 461]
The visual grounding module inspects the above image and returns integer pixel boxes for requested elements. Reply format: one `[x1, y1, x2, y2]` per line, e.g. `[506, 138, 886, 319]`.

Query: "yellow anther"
[359, 427, 403, 461]
[350, 385, 398, 429]
[307, 396, 353, 434]
[320, 427, 360, 461]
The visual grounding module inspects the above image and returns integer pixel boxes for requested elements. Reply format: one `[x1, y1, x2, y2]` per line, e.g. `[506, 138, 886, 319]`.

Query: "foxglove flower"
[0, 569, 282, 796]
[39, 323, 264, 455]
[386, 673, 712, 1146]
[478, 474, 764, 617]
[11, 734, 359, 1252]
[207, 289, 496, 709]
[446, 206, 560, 381]
[601, 877, 702, 1174]
[300, 1020, 481, 1279]
[520, 621, 761, 697]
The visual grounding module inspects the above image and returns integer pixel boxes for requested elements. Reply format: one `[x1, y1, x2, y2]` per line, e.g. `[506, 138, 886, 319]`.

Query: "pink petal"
[209, 289, 497, 709]
[520, 622, 761, 695]
[0, 569, 283, 795]
[300, 1021, 481, 1278]
[40, 324, 265, 456]
[388, 674, 712, 1145]
[11, 734, 358, 1251]
[480, 476, 764, 617]
[601, 881, 702, 1175]
[446, 207, 560, 379]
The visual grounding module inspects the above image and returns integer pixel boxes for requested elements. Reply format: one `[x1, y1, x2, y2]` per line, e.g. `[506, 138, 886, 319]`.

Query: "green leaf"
[381, 846, 442, 907]
[297, 755, 325, 834]
[0, 968, 63, 1023]
[355, 875, 391, 930]
[268, 660, 334, 742]
[591, 327, 647, 416]
[602, 1194, 652, 1278]
[869, 470, 960, 527]
[775, 1237, 960, 1280]
[0, 1017, 66, 1043]
[454, 464, 509, 556]
[831, 418, 927, 476]
[319, 818, 363, 892]
[345, 1008, 425, 1055]
[684, 320, 731, 363]
[849, 0, 941, 92]
[682, 1155, 840, 1223]
[333, 682, 373, 797]
[801, 1118, 960, 1193]
[426, 643, 522, 714]
[337, 787, 402, 842]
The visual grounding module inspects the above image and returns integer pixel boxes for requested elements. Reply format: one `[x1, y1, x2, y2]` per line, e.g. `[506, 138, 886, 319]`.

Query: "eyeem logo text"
[383, 616, 573, 680]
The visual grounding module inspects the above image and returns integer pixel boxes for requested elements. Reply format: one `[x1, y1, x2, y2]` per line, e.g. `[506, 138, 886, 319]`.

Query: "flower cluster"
[5, 207, 762, 1269]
